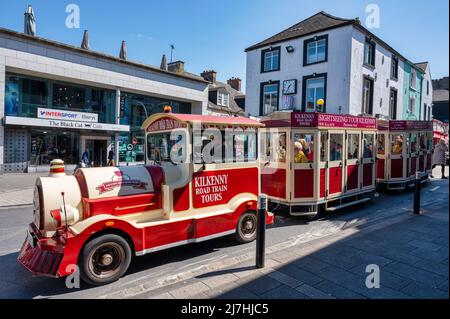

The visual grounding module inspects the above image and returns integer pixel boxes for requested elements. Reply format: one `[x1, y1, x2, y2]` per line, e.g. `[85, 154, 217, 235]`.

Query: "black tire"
[79, 234, 132, 286]
[234, 211, 257, 244]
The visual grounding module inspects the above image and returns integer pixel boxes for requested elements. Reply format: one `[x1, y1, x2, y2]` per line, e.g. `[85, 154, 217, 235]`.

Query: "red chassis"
[19, 200, 274, 278]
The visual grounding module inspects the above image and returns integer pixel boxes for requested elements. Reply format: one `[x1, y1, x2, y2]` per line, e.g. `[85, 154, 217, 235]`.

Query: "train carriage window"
[363, 134, 374, 159]
[419, 133, 427, 150]
[147, 130, 186, 163]
[293, 133, 314, 163]
[391, 134, 404, 154]
[329, 134, 343, 161]
[377, 134, 385, 155]
[410, 133, 418, 154]
[347, 134, 360, 160]
[320, 132, 327, 162]
[261, 132, 286, 163]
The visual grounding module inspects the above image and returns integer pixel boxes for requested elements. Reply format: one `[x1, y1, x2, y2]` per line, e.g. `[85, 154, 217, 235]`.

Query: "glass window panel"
[320, 132, 327, 162]
[347, 134, 360, 160]
[377, 134, 385, 155]
[293, 133, 314, 163]
[329, 134, 343, 161]
[363, 134, 374, 159]
[391, 134, 404, 154]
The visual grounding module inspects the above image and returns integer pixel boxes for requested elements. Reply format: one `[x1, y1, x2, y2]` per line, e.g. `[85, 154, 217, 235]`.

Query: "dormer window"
[217, 92, 229, 107]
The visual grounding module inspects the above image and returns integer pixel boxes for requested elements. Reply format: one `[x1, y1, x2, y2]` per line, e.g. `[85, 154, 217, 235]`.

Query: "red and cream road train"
[18, 111, 434, 285]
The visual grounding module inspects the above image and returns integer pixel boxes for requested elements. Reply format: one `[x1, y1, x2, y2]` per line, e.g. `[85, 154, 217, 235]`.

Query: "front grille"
[17, 239, 63, 277]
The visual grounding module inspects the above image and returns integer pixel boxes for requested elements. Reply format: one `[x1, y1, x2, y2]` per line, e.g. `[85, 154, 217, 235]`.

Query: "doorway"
[80, 136, 111, 167]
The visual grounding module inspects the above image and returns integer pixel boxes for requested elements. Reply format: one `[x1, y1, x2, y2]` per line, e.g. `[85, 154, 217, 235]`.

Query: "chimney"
[81, 30, 90, 50]
[160, 54, 168, 71]
[200, 70, 217, 83]
[168, 60, 185, 74]
[119, 40, 127, 60]
[227, 77, 242, 91]
[24, 5, 36, 36]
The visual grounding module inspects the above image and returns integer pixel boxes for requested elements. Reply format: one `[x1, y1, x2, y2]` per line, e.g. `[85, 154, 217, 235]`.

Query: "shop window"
[119, 133, 145, 163]
[391, 134, 404, 154]
[377, 134, 385, 155]
[293, 133, 314, 163]
[30, 130, 80, 165]
[347, 134, 360, 160]
[363, 134, 374, 159]
[419, 133, 427, 151]
[329, 134, 343, 161]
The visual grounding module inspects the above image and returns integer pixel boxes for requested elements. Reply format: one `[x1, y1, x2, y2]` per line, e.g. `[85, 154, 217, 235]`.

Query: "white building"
[415, 62, 433, 120]
[245, 11, 428, 120]
[0, 27, 209, 173]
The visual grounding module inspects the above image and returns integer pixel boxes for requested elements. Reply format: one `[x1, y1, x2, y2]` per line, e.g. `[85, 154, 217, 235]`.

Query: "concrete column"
[115, 89, 121, 165]
[0, 62, 5, 174]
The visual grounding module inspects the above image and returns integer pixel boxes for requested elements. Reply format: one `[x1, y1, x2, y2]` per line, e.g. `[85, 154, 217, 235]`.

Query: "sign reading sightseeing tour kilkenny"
[291, 112, 377, 129]
[192, 168, 259, 208]
[37, 107, 98, 123]
[96, 171, 148, 194]
[146, 117, 186, 132]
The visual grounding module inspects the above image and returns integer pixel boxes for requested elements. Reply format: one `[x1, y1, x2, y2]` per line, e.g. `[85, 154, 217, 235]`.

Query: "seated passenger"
[294, 141, 308, 163]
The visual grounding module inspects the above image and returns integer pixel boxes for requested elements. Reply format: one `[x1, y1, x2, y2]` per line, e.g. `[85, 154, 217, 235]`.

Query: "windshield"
[147, 130, 185, 163]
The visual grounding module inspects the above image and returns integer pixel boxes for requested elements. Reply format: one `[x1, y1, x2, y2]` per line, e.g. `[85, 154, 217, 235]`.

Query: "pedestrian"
[431, 139, 448, 179]
[81, 148, 90, 168]
[107, 148, 115, 166]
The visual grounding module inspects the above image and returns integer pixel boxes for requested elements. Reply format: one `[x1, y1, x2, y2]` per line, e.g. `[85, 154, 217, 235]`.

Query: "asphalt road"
[0, 178, 446, 299]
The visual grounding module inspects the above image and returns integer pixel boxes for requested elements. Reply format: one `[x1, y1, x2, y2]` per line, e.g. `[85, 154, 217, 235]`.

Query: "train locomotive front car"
[259, 111, 378, 218]
[18, 112, 273, 285]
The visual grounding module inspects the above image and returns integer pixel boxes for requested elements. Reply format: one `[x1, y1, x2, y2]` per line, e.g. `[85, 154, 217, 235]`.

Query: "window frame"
[389, 87, 398, 120]
[217, 91, 230, 107]
[301, 73, 327, 112]
[259, 81, 280, 116]
[390, 56, 399, 81]
[260, 46, 281, 73]
[408, 96, 416, 114]
[363, 37, 376, 68]
[303, 35, 328, 66]
[362, 75, 374, 115]
[410, 70, 417, 90]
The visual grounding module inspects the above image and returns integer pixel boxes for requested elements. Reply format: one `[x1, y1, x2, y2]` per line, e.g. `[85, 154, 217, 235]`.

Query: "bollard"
[256, 194, 267, 268]
[413, 172, 421, 215]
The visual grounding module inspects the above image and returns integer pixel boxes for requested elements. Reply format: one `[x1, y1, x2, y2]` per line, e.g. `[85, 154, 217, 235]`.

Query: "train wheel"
[234, 211, 257, 243]
[79, 234, 132, 286]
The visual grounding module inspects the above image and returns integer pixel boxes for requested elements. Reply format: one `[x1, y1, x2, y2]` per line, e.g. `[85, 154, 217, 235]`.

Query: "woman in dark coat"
[431, 139, 448, 179]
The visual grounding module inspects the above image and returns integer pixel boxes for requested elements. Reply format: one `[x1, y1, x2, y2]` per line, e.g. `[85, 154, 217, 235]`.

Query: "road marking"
[430, 186, 440, 192]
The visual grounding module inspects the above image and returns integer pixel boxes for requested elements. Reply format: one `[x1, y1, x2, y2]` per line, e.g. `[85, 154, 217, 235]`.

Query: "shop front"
[3, 72, 128, 172]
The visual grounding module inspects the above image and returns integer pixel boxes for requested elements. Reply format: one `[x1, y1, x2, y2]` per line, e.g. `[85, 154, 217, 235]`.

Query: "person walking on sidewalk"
[107, 149, 115, 166]
[81, 148, 90, 168]
[431, 138, 448, 179]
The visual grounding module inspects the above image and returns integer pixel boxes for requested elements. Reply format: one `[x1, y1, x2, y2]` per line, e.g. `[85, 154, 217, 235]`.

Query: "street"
[0, 171, 447, 299]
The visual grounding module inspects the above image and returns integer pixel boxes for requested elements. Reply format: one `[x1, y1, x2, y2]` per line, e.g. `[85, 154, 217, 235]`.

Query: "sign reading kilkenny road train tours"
[192, 168, 259, 208]
[37, 107, 98, 123]
[291, 112, 377, 129]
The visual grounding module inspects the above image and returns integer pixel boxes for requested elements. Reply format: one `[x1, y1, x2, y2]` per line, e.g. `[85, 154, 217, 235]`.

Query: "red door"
[327, 132, 344, 197]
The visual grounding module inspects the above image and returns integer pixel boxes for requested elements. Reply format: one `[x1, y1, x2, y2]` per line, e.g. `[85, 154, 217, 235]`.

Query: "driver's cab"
[141, 113, 264, 220]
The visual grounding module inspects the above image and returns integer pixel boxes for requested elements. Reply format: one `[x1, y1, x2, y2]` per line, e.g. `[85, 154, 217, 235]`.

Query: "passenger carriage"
[18, 112, 273, 285]
[258, 111, 377, 218]
[376, 119, 433, 190]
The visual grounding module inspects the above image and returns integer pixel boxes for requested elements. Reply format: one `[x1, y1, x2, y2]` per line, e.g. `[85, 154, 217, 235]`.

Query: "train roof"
[142, 113, 264, 132]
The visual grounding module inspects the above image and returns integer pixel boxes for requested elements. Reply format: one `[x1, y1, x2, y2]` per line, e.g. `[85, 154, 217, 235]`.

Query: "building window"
[410, 70, 417, 89]
[423, 103, 427, 120]
[389, 88, 397, 120]
[427, 105, 431, 120]
[260, 82, 279, 115]
[427, 80, 430, 96]
[261, 47, 280, 72]
[408, 97, 416, 113]
[391, 56, 399, 80]
[362, 77, 374, 115]
[302, 74, 327, 112]
[217, 92, 229, 107]
[304, 35, 328, 65]
[30, 129, 80, 165]
[363, 38, 376, 67]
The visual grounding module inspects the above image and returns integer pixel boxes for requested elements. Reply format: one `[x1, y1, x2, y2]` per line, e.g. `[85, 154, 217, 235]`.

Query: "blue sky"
[0, 0, 448, 91]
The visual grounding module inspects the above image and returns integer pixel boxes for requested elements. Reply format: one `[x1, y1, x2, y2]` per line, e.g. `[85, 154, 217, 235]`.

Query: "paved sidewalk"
[0, 173, 47, 207]
[107, 170, 448, 299]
